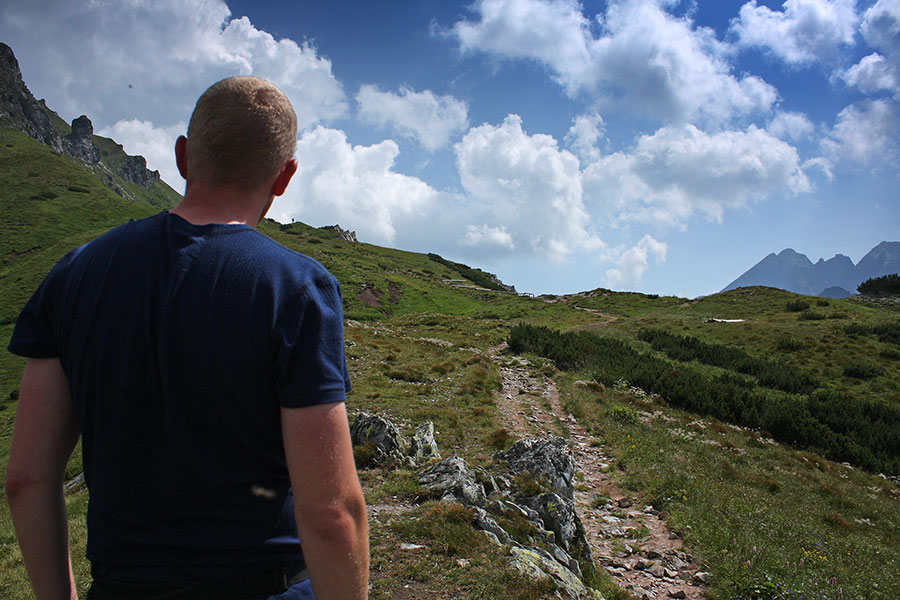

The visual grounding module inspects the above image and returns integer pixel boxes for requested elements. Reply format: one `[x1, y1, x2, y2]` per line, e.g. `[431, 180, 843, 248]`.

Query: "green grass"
[559, 374, 898, 599]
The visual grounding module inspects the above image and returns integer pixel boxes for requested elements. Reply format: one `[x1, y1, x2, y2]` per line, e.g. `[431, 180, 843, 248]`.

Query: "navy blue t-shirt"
[8, 211, 351, 582]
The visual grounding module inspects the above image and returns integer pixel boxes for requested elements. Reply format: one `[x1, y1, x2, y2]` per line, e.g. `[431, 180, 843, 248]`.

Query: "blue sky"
[2, 0, 898, 297]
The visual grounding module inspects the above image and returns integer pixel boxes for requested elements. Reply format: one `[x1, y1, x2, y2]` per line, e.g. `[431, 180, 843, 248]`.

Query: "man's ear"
[271, 158, 298, 197]
[175, 136, 189, 180]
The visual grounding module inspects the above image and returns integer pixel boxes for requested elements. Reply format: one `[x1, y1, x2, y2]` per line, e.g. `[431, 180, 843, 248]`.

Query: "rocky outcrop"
[495, 436, 577, 502]
[0, 43, 63, 152]
[64, 115, 101, 163]
[320, 224, 358, 242]
[352, 409, 602, 599]
[416, 435, 600, 599]
[118, 154, 160, 188]
[349, 411, 440, 469]
[0, 43, 162, 191]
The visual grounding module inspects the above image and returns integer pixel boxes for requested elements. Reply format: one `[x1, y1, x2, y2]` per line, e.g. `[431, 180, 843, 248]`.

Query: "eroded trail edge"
[492, 344, 709, 600]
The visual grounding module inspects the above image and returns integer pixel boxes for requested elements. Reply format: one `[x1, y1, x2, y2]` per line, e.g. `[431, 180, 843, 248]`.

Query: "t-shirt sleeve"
[7, 252, 72, 358]
[274, 273, 351, 408]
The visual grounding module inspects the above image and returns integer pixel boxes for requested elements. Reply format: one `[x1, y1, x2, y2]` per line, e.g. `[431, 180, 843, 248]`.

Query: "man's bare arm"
[5, 357, 80, 600]
[281, 401, 369, 600]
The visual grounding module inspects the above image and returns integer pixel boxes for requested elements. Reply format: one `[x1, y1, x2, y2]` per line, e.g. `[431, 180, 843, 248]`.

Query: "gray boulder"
[495, 436, 576, 500]
[410, 421, 440, 464]
[418, 456, 487, 507]
[350, 412, 412, 467]
[507, 546, 602, 599]
[521, 492, 591, 561]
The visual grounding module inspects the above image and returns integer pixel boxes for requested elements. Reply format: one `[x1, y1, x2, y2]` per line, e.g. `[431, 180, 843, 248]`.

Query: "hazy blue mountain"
[722, 242, 900, 297]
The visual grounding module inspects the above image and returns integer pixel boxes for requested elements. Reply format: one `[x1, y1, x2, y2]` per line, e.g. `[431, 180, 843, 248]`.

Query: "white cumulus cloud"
[0, 0, 347, 130]
[565, 112, 606, 164]
[456, 114, 603, 261]
[767, 111, 816, 141]
[356, 85, 469, 151]
[822, 98, 900, 166]
[269, 127, 439, 245]
[604, 234, 667, 290]
[730, 0, 859, 66]
[842, 0, 900, 96]
[452, 0, 777, 125]
[583, 123, 811, 227]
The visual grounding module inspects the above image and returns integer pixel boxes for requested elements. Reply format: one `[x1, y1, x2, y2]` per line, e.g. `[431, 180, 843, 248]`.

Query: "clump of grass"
[843, 362, 883, 379]
[353, 441, 379, 468]
[385, 367, 427, 383]
[785, 300, 810, 312]
[823, 512, 854, 531]
[799, 310, 826, 321]
[512, 472, 551, 497]
[775, 336, 805, 351]
[488, 427, 513, 450]
[590, 493, 611, 509]
[879, 347, 900, 360]
[625, 525, 650, 539]
[392, 502, 484, 556]
[609, 403, 639, 424]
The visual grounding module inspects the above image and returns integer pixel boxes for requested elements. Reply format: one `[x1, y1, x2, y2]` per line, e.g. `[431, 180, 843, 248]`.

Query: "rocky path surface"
[492, 345, 709, 600]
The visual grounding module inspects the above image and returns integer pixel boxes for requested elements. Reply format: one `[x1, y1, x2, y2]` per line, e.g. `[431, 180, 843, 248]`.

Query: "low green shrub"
[799, 310, 826, 321]
[785, 300, 810, 312]
[843, 362, 883, 379]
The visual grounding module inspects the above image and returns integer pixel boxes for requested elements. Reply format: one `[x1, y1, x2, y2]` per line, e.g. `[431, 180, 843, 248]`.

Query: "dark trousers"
[88, 567, 311, 600]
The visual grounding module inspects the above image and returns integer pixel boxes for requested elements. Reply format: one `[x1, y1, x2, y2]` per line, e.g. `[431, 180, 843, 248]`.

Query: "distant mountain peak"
[722, 243, 900, 297]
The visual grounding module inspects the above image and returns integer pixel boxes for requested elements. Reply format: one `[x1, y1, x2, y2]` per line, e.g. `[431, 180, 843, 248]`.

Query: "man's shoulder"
[250, 231, 336, 283]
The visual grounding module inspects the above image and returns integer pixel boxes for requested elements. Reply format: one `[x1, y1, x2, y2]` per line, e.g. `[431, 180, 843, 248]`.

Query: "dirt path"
[492, 345, 708, 600]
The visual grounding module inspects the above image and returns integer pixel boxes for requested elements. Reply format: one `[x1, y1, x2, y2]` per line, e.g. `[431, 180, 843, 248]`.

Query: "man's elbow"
[4, 467, 36, 504]
[299, 495, 368, 543]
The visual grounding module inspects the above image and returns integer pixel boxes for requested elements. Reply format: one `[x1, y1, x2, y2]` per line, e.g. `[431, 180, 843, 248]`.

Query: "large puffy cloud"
[842, 0, 900, 95]
[456, 114, 604, 261]
[356, 85, 469, 151]
[452, 0, 777, 124]
[730, 0, 859, 66]
[268, 127, 440, 245]
[766, 111, 816, 141]
[0, 0, 346, 130]
[604, 234, 667, 290]
[583, 123, 811, 227]
[822, 98, 900, 166]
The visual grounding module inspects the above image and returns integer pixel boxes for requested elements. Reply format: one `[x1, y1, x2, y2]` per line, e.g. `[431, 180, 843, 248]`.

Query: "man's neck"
[171, 182, 271, 227]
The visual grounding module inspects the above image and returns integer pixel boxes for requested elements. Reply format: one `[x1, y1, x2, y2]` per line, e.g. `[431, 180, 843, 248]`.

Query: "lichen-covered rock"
[472, 507, 511, 544]
[520, 492, 590, 560]
[495, 436, 576, 501]
[418, 456, 486, 507]
[507, 546, 603, 599]
[410, 421, 440, 464]
[350, 412, 412, 467]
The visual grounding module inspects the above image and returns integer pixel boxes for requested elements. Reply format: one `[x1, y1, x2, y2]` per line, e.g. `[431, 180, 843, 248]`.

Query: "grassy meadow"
[1, 122, 899, 598]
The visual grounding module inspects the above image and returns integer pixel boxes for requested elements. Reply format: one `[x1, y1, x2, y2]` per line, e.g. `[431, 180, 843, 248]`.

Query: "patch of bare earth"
[491, 344, 708, 600]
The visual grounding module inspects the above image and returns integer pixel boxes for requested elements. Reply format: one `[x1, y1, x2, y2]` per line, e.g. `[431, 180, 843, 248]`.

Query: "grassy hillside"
[1, 128, 898, 599]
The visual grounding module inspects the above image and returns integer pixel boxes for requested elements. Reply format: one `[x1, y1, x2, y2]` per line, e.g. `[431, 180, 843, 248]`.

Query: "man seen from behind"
[5, 76, 369, 600]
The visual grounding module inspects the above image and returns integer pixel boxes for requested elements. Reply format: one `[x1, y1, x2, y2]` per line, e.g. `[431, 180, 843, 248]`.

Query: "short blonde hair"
[187, 76, 298, 191]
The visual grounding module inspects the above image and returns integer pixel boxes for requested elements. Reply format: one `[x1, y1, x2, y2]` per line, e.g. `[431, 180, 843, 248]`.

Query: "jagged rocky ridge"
[0, 42, 161, 195]
[722, 242, 900, 298]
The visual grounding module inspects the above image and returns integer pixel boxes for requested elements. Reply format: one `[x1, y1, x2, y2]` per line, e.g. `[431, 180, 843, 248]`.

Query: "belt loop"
[276, 567, 289, 591]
